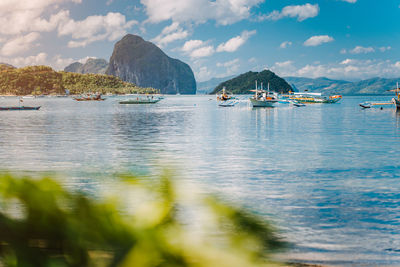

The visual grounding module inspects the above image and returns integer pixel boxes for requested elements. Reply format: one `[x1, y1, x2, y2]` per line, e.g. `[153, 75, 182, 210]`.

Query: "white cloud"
[349, 46, 375, 54]
[182, 40, 205, 52]
[0, 52, 48, 68]
[216, 30, 256, 52]
[303, 35, 334, 47]
[195, 66, 212, 82]
[216, 58, 240, 77]
[340, 49, 347, 54]
[342, 0, 356, 3]
[0, 0, 80, 35]
[280, 41, 292, 49]
[190, 46, 215, 58]
[1, 32, 40, 56]
[379, 46, 391, 52]
[248, 57, 257, 63]
[260, 3, 319, 22]
[271, 59, 400, 80]
[58, 12, 137, 48]
[151, 22, 189, 47]
[141, 0, 263, 25]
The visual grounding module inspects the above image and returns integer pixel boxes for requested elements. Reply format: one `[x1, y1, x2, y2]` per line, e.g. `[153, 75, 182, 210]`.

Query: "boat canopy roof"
[293, 92, 322, 96]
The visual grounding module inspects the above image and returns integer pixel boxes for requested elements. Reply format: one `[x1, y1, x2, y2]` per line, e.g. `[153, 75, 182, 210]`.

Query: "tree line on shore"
[0, 64, 158, 96]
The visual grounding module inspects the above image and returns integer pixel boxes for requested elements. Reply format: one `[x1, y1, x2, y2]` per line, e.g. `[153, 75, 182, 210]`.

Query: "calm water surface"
[1, 95, 400, 266]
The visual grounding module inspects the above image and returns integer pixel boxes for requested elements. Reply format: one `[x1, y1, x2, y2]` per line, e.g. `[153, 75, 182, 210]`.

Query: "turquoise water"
[0, 95, 400, 266]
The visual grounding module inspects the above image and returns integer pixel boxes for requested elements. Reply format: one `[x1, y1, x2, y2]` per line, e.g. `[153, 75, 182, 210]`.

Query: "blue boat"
[0, 106, 40, 111]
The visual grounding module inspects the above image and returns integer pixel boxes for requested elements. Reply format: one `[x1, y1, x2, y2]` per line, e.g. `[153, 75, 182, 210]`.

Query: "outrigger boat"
[0, 106, 40, 111]
[359, 83, 400, 109]
[73, 93, 105, 101]
[0, 97, 40, 111]
[390, 82, 400, 110]
[249, 81, 278, 107]
[119, 95, 162, 104]
[281, 92, 342, 103]
[217, 87, 234, 101]
[359, 101, 394, 109]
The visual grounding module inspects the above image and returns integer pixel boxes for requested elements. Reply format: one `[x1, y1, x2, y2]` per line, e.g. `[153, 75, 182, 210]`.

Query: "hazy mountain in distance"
[64, 58, 108, 74]
[284, 76, 398, 95]
[197, 75, 235, 94]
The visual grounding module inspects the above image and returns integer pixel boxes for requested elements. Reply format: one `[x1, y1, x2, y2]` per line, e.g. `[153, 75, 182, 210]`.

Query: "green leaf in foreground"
[0, 173, 286, 267]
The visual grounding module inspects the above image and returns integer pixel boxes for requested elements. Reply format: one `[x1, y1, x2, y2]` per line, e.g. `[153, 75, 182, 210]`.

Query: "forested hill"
[210, 70, 292, 94]
[0, 64, 156, 95]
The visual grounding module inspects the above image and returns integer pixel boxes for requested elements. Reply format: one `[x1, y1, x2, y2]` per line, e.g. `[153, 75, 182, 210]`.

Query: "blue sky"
[0, 0, 399, 81]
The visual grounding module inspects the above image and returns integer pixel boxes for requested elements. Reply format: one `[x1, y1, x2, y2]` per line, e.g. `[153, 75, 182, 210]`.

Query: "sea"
[0, 95, 400, 266]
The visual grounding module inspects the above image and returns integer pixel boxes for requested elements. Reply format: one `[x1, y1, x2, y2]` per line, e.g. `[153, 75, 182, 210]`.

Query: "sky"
[0, 0, 399, 82]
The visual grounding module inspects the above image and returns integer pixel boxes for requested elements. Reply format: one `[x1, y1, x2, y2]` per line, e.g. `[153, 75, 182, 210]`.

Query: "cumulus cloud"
[182, 40, 205, 52]
[270, 59, 400, 80]
[181, 30, 255, 59]
[349, 46, 375, 54]
[216, 58, 240, 76]
[141, 0, 263, 25]
[379, 46, 391, 52]
[195, 66, 212, 82]
[342, 0, 357, 3]
[0, 52, 48, 68]
[0, 0, 80, 35]
[181, 39, 215, 58]
[1, 32, 40, 56]
[259, 3, 319, 22]
[303, 35, 334, 47]
[190, 46, 215, 58]
[58, 12, 137, 48]
[151, 22, 189, 47]
[216, 30, 256, 52]
[279, 41, 292, 49]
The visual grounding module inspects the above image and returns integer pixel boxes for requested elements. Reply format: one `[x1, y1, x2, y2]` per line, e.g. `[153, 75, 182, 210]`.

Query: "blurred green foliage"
[0, 65, 157, 96]
[0, 173, 285, 267]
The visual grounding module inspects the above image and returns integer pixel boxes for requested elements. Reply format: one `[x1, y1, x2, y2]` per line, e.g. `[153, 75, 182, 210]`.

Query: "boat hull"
[249, 98, 277, 107]
[0, 106, 40, 110]
[392, 98, 400, 109]
[119, 99, 161, 104]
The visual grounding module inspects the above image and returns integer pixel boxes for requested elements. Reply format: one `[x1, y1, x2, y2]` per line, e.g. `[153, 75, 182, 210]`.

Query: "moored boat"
[217, 87, 234, 101]
[390, 82, 400, 110]
[0, 106, 40, 111]
[73, 93, 105, 101]
[281, 92, 342, 103]
[249, 81, 278, 107]
[119, 95, 162, 104]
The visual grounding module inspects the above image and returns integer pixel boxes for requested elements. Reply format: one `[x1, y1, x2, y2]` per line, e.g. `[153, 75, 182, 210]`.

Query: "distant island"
[0, 64, 157, 96]
[210, 70, 292, 95]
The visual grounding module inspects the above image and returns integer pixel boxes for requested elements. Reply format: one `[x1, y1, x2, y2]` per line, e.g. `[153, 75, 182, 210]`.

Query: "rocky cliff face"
[106, 34, 196, 94]
[64, 58, 108, 74]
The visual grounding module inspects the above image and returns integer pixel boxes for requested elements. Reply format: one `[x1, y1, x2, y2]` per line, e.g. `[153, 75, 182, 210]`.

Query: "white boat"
[249, 81, 278, 107]
[119, 95, 162, 104]
[390, 82, 400, 110]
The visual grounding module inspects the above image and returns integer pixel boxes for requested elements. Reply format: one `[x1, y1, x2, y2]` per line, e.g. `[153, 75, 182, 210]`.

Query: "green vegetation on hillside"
[0, 172, 285, 266]
[211, 70, 292, 95]
[0, 64, 157, 95]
